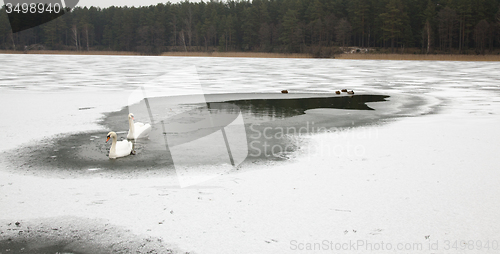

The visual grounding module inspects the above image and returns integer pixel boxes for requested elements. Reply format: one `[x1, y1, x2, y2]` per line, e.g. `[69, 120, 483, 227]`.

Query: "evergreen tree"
[379, 0, 405, 52]
[280, 9, 300, 52]
[1, 0, 499, 54]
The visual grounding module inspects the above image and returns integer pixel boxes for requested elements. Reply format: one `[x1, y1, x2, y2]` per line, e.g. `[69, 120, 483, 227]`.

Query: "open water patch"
[2, 92, 431, 178]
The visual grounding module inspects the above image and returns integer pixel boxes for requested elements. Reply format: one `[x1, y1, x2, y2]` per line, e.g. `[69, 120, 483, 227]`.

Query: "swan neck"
[110, 136, 117, 153]
[129, 117, 135, 132]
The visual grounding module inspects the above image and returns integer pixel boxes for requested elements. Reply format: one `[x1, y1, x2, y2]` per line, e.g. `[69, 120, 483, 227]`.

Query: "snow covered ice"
[1, 54, 499, 253]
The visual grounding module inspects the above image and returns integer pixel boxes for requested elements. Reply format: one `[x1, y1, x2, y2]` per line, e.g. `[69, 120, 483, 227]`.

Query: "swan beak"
[106, 137, 110, 142]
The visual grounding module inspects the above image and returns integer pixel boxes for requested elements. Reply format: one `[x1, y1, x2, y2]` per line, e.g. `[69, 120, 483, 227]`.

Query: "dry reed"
[2, 50, 499, 61]
[335, 53, 500, 61]
[161, 51, 312, 58]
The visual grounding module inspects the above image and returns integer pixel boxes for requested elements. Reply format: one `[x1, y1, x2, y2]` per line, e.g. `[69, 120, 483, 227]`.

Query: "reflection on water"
[208, 94, 389, 122]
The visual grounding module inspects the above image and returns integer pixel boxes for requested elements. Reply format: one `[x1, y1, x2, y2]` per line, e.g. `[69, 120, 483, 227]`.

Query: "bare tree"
[324, 14, 336, 46]
[172, 15, 177, 46]
[259, 22, 271, 50]
[423, 20, 432, 54]
[423, 0, 435, 54]
[496, 8, 500, 49]
[335, 18, 352, 48]
[153, 22, 165, 54]
[83, 24, 89, 51]
[474, 19, 489, 54]
[180, 29, 187, 52]
[72, 24, 79, 51]
[497, 8, 500, 24]
[9, 32, 16, 50]
[438, 7, 458, 51]
[137, 26, 151, 54]
[183, 6, 193, 47]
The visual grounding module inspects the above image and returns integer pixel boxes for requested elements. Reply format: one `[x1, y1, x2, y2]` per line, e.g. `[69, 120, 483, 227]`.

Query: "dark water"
[4, 93, 389, 177]
[0, 241, 81, 254]
[0, 217, 175, 254]
[219, 94, 384, 118]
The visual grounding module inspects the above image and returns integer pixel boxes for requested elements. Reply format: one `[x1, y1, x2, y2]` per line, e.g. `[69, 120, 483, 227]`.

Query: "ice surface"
[1, 55, 500, 254]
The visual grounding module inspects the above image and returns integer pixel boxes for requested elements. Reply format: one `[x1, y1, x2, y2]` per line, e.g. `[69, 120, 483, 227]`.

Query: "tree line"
[1, 0, 500, 55]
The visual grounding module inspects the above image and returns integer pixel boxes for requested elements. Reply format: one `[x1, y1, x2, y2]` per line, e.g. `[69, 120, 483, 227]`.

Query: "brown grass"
[2, 49, 500, 61]
[161, 51, 312, 58]
[335, 53, 500, 61]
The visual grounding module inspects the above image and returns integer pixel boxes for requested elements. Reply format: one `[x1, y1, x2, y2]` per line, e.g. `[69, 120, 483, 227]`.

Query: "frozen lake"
[1, 53, 480, 154]
[0, 54, 435, 179]
[1, 54, 500, 253]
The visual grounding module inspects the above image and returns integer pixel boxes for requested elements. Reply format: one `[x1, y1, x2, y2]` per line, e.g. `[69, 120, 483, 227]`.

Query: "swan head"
[106, 131, 117, 143]
[128, 113, 134, 120]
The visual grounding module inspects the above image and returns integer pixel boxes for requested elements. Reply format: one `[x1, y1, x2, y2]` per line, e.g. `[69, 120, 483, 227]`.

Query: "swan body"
[127, 113, 152, 140]
[106, 131, 134, 159]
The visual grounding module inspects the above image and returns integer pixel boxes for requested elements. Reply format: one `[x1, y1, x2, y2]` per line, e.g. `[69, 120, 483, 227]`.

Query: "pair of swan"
[106, 113, 152, 159]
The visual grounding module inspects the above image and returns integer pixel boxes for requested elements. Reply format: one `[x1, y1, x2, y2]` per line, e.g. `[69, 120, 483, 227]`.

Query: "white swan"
[106, 131, 134, 159]
[127, 113, 152, 140]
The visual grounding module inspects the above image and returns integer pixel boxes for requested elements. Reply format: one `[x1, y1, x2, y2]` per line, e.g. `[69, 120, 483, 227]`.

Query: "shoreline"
[2, 50, 500, 61]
